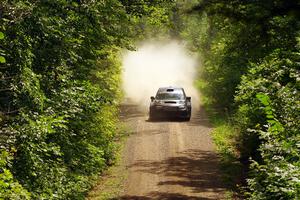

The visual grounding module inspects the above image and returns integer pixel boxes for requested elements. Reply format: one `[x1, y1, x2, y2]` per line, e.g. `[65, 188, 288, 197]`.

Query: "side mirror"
[186, 97, 191, 102]
[151, 96, 155, 102]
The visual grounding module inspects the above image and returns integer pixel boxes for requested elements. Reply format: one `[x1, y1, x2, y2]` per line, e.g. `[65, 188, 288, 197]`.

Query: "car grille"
[164, 101, 177, 104]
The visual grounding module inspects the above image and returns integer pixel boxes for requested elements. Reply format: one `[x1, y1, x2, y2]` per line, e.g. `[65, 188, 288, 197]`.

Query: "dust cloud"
[122, 40, 200, 111]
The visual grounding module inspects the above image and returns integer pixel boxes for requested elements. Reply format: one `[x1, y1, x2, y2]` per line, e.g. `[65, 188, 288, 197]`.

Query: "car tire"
[149, 110, 156, 121]
[184, 116, 191, 121]
[185, 110, 191, 121]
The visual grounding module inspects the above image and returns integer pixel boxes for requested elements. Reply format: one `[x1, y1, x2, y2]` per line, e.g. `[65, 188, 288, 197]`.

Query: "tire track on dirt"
[119, 104, 226, 200]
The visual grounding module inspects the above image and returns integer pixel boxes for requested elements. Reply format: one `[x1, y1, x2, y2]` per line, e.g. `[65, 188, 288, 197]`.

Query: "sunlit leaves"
[0, 150, 31, 199]
[0, 57, 5, 64]
[0, 32, 5, 63]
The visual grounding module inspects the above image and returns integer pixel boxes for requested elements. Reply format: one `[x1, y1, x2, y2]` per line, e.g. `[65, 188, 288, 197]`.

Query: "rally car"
[149, 87, 191, 121]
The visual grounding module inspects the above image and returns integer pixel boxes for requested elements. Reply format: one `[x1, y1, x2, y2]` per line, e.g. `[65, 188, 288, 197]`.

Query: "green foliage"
[186, 0, 299, 110]
[246, 93, 300, 199]
[235, 50, 300, 159]
[181, 0, 300, 198]
[235, 51, 300, 199]
[0, 0, 174, 199]
[0, 57, 6, 64]
[210, 117, 242, 191]
[0, 150, 31, 199]
[0, 31, 5, 63]
[120, 0, 175, 39]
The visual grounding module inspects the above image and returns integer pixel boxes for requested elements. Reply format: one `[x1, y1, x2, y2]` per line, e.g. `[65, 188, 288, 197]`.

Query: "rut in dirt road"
[118, 104, 226, 200]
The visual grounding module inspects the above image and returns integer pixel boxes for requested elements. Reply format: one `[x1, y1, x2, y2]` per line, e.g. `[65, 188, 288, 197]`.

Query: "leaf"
[256, 93, 270, 106]
[0, 32, 4, 40]
[0, 56, 6, 63]
[266, 114, 274, 119]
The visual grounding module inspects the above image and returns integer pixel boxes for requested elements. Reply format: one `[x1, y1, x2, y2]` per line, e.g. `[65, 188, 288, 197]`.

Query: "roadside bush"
[235, 50, 300, 199]
[181, 1, 300, 198]
[247, 92, 299, 199]
[235, 50, 299, 154]
[0, 0, 175, 199]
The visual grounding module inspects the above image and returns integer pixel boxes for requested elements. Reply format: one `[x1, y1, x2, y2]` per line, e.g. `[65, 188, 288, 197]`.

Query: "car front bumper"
[150, 105, 190, 118]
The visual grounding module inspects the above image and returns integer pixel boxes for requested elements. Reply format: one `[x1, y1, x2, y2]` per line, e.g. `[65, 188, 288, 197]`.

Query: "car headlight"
[155, 100, 163, 105]
[179, 100, 185, 104]
[179, 105, 186, 109]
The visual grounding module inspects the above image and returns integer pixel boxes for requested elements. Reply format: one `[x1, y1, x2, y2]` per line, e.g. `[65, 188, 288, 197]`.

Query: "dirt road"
[118, 103, 226, 200]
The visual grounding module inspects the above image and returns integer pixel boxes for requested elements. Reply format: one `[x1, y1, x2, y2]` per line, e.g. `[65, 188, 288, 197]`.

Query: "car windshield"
[156, 92, 184, 100]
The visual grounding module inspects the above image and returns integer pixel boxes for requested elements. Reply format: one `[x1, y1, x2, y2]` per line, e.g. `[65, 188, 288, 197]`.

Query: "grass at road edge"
[86, 123, 131, 200]
[207, 111, 243, 199]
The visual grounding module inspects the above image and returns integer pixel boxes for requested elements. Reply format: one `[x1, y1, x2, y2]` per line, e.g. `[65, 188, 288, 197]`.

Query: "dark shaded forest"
[0, 0, 299, 199]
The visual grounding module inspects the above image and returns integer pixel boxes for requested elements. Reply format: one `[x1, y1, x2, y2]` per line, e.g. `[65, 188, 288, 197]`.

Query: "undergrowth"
[202, 102, 243, 199]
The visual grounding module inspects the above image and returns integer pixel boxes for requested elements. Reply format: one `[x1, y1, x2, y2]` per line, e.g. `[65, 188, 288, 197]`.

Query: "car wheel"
[184, 116, 190, 121]
[149, 110, 156, 121]
[185, 111, 191, 121]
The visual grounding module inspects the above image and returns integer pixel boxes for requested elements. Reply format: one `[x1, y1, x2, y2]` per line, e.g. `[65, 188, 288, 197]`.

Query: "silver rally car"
[149, 87, 191, 121]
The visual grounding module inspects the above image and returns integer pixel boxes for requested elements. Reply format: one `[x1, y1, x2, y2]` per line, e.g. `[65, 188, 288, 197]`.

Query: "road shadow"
[117, 149, 226, 199]
[113, 192, 216, 200]
[143, 106, 212, 128]
[119, 103, 212, 129]
[146, 117, 187, 123]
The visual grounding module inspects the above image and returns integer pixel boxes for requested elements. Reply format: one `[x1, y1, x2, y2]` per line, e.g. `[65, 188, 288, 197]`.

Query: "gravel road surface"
[118, 103, 226, 200]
